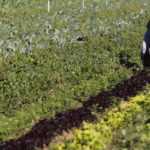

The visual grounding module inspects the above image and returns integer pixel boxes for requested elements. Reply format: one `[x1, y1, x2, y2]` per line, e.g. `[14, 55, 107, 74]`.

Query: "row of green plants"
[0, 34, 132, 141]
[50, 89, 150, 150]
[0, 0, 140, 8]
[0, 0, 150, 142]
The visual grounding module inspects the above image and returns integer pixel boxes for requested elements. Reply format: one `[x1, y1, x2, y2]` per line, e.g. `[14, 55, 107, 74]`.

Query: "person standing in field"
[141, 20, 150, 70]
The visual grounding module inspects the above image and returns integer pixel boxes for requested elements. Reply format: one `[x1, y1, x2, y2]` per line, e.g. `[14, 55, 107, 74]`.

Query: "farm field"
[50, 90, 150, 150]
[0, 0, 150, 149]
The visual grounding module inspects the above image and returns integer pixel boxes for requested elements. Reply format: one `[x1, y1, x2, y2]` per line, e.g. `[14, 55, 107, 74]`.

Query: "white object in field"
[48, 0, 50, 12]
[82, 0, 85, 9]
[141, 41, 146, 54]
[106, 0, 108, 5]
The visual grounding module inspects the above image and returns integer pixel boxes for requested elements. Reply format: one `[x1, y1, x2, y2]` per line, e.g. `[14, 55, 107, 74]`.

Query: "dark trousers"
[142, 51, 150, 67]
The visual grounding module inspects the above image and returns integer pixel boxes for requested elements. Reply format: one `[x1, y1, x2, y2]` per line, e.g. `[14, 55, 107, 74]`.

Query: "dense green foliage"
[0, 0, 149, 55]
[0, 0, 150, 142]
[51, 91, 150, 150]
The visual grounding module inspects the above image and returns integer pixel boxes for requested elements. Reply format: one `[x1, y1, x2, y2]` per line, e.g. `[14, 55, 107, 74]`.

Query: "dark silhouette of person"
[141, 20, 150, 70]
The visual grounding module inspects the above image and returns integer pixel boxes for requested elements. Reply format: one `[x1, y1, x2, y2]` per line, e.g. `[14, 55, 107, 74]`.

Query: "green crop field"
[0, 0, 150, 149]
[50, 91, 150, 150]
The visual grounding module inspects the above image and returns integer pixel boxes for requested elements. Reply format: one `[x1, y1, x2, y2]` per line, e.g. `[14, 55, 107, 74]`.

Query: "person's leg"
[143, 52, 150, 71]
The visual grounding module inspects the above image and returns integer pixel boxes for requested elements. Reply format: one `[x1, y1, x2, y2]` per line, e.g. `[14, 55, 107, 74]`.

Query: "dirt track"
[0, 70, 150, 150]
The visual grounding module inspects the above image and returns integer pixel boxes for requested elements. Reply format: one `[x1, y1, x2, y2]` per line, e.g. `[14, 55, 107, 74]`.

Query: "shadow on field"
[0, 70, 150, 150]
